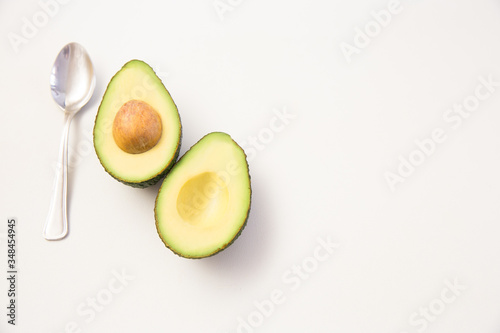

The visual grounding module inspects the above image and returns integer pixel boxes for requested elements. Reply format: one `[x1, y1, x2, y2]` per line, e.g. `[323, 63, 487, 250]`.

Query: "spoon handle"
[43, 112, 75, 240]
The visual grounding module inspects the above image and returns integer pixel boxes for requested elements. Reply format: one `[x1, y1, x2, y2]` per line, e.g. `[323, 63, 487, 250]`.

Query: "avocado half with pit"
[93, 60, 181, 188]
[155, 132, 251, 258]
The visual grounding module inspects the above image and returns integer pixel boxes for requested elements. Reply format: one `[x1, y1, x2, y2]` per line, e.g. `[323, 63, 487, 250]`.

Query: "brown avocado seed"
[112, 100, 163, 154]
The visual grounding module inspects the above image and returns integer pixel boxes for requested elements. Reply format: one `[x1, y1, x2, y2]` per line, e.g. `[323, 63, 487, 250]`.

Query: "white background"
[1, 0, 500, 332]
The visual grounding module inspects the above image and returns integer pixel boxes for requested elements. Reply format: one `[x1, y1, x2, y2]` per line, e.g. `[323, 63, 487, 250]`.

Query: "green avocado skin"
[154, 133, 251, 259]
[93, 60, 182, 188]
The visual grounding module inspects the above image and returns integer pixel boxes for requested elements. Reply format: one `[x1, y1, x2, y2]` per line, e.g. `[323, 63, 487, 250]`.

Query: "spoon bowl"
[50, 43, 95, 113]
[43, 42, 96, 240]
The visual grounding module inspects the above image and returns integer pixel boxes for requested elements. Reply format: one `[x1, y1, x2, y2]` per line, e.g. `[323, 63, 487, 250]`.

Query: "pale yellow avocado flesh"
[93, 60, 181, 187]
[155, 132, 251, 258]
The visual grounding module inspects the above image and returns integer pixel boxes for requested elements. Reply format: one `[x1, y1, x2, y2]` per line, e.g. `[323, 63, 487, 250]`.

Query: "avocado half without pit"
[155, 132, 251, 259]
[93, 60, 182, 188]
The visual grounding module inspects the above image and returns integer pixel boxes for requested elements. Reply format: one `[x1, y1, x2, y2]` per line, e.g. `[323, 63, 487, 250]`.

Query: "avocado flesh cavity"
[155, 132, 251, 258]
[93, 60, 181, 188]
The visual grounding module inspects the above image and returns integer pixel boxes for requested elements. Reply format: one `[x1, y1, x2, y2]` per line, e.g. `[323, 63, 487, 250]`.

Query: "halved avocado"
[155, 132, 251, 258]
[93, 60, 181, 188]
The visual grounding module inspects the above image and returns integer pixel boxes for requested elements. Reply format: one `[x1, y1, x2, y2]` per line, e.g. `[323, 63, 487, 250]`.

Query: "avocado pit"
[112, 99, 162, 154]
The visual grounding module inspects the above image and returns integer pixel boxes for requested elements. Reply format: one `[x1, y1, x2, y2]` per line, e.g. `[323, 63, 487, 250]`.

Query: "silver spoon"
[43, 42, 96, 240]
